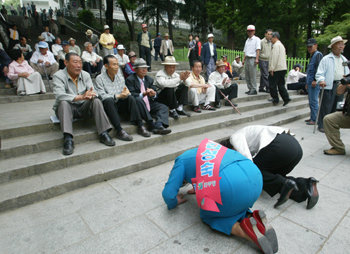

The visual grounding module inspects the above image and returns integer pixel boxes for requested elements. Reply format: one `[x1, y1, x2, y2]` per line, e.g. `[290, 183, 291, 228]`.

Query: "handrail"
[63, 17, 101, 35]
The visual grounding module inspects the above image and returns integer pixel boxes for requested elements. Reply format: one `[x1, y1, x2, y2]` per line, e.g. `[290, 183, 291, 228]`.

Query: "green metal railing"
[173, 47, 309, 73]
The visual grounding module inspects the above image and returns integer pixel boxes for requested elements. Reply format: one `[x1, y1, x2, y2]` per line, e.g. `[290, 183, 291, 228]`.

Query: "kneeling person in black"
[126, 58, 171, 135]
[94, 55, 151, 140]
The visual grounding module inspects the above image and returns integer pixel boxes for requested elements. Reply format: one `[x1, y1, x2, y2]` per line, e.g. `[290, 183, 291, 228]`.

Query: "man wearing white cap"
[154, 56, 191, 119]
[137, 24, 152, 71]
[160, 33, 174, 58]
[115, 44, 129, 68]
[30, 41, 58, 77]
[85, 29, 99, 53]
[99, 25, 116, 57]
[316, 36, 349, 133]
[243, 25, 261, 95]
[201, 33, 217, 80]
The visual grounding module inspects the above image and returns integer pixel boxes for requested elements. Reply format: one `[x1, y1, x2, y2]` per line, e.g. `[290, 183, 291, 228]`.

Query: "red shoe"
[240, 217, 273, 254]
[253, 210, 278, 253]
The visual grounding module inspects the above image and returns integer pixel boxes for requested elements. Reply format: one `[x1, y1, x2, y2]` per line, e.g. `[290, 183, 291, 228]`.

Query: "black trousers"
[59, 59, 65, 69]
[154, 46, 163, 61]
[103, 96, 143, 132]
[269, 70, 290, 103]
[253, 133, 309, 202]
[317, 81, 343, 129]
[215, 84, 238, 103]
[134, 96, 169, 128]
[139, 45, 151, 70]
[83, 61, 103, 75]
[287, 77, 307, 93]
[156, 84, 188, 109]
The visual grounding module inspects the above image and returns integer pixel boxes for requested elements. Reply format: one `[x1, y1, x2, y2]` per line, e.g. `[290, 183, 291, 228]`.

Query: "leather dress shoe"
[224, 101, 238, 107]
[323, 147, 345, 155]
[283, 99, 291, 106]
[169, 110, 179, 120]
[215, 102, 221, 108]
[245, 90, 251, 94]
[274, 179, 299, 208]
[306, 177, 319, 209]
[252, 210, 278, 253]
[193, 106, 202, 113]
[240, 217, 273, 254]
[177, 109, 191, 117]
[99, 131, 116, 146]
[63, 139, 74, 155]
[305, 118, 311, 122]
[153, 126, 171, 135]
[138, 125, 151, 137]
[318, 127, 325, 133]
[116, 129, 133, 141]
[259, 88, 266, 92]
[248, 90, 258, 95]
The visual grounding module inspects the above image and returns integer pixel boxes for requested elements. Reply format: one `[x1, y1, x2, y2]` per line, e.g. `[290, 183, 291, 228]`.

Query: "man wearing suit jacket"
[201, 33, 217, 80]
[126, 58, 171, 135]
[160, 33, 174, 58]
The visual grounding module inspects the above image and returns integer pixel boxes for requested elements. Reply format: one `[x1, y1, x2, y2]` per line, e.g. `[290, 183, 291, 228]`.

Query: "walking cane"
[313, 85, 325, 134]
[219, 89, 241, 115]
[43, 64, 51, 91]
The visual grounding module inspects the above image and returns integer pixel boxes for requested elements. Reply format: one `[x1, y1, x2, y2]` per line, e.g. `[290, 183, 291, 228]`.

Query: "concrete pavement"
[0, 117, 349, 254]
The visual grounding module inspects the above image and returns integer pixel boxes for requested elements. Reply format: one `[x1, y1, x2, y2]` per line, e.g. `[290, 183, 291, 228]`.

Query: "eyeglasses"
[129, 55, 136, 58]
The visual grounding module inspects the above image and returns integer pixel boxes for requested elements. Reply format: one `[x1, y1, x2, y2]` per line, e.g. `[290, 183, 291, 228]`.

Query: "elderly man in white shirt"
[51, 37, 63, 59]
[154, 56, 191, 119]
[286, 64, 307, 93]
[221, 125, 319, 210]
[243, 25, 261, 95]
[232, 55, 243, 79]
[82, 42, 103, 76]
[208, 60, 238, 108]
[115, 44, 129, 68]
[30, 41, 59, 77]
[41, 26, 55, 49]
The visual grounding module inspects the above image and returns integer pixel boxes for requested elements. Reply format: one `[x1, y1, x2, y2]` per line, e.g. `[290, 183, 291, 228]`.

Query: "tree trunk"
[120, 2, 135, 41]
[80, 0, 86, 9]
[167, 9, 173, 40]
[99, 0, 103, 25]
[227, 28, 235, 49]
[156, 8, 160, 35]
[105, 0, 114, 33]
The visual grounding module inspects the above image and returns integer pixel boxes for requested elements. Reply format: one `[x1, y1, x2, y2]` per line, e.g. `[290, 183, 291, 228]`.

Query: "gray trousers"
[56, 98, 112, 136]
[205, 57, 216, 80]
[259, 59, 269, 90]
[324, 111, 350, 152]
[244, 57, 257, 92]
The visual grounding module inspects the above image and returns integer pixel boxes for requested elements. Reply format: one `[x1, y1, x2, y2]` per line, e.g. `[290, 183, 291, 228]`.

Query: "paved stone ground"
[0, 118, 349, 254]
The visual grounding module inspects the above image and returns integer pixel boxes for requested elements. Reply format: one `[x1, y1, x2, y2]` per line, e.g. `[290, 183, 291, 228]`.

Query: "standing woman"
[162, 139, 278, 254]
[7, 49, 46, 95]
[188, 34, 196, 67]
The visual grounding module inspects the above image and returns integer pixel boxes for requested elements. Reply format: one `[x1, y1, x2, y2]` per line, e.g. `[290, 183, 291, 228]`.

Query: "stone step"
[0, 107, 309, 213]
[0, 93, 55, 104]
[0, 98, 308, 185]
[0, 94, 306, 160]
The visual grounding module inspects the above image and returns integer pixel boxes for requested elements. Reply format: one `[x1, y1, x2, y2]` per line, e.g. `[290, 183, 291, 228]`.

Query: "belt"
[246, 56, 256, 58]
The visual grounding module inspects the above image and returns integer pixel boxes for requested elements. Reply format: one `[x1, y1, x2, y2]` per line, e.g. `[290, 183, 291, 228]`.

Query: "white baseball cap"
[207, 33, 214, 38]
[247, 25, 255, 31]
[117, 44, 126, 50]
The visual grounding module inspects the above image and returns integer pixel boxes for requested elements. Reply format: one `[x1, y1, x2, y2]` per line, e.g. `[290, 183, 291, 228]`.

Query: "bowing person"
[162, 139, 277, 254]
[221, 125, 319, 209]
[94, 55, 151, 141]
[126, 58, 171, 135]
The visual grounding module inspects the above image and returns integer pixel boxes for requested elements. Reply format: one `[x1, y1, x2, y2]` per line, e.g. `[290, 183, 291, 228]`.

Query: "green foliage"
[316, 13, 350, 47]
[77, 9, 96, 27]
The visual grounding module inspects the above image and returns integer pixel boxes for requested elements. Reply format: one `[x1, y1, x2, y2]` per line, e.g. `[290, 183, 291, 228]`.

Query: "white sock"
[177, 105, 183, 111]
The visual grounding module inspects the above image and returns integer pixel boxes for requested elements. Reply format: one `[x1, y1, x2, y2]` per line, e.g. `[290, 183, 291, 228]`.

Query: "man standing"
[53, 53, 115, 155]
[126, 58, 171, 135]
[316, 36, 349, 132]
[201, 33, 217, 80]
[137, 24, 152, 71]
[99, 25, 116, 57]
[160, 33, 174, 58]
[30, 41, 58, 77]
[259, 29, 272, 93]
[41, 26, 55, 49]
[243, 25, 261, 95]
[85, 29, 99, 53]
[268, 32, 290, 106]
[154, 56, 191, 119]
[95, 55, 151, 141]
[153, 33, 163, 61]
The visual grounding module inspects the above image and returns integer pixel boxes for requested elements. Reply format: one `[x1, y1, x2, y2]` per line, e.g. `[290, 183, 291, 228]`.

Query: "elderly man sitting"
[115, 44, 129, 69]
[124, 51, 136, 78]
[185, 60, 216, 113]
[94, 55, 151, 141]
[154, 56, 191, 119]
[57, 41, 73, 69]
[232, 55, 243, 79]
[126, 58, 171, 135]
[81, 42, 103, 76]
[53, 52, 115, 155]
[209, 60, 238, 108]
[30, 41, 59, 77]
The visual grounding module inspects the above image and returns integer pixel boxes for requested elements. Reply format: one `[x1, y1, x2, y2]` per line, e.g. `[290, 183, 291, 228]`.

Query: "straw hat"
[85, 29, 93, 36]
[328, 36, 347, 48]
[161, 56, 179, 65]
[68, 37, 76, 42]
[134, 58, 149, 68]
[216, 60, 226, 67]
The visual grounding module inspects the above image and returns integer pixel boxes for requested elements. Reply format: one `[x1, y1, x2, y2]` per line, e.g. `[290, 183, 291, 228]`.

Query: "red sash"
[191, 139, 227, 212]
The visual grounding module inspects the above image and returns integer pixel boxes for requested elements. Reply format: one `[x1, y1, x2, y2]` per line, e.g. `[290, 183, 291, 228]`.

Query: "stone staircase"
[0, 73, 309, 213]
